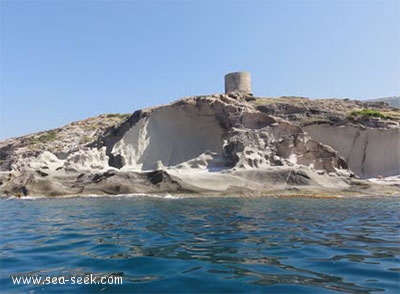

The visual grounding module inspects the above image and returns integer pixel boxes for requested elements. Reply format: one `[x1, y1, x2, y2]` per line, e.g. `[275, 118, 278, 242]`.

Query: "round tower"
[224, 72, 251, 94]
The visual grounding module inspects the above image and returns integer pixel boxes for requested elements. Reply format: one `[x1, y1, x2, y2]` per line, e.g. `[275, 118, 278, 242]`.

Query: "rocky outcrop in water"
[0, 94, 399, 197]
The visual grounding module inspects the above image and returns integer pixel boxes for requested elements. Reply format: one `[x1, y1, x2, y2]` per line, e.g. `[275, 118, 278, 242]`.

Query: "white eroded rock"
[65, 147, 110, 171]
[304, 124, 400, 178]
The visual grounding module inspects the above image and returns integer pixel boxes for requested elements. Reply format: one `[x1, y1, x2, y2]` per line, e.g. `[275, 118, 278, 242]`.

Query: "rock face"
[110, 100, 226, 170]
[304, 125, 400, 178]
[252, 96, 400, 179]
[101, 95, 348, 174]
[0, 94, 399, 197]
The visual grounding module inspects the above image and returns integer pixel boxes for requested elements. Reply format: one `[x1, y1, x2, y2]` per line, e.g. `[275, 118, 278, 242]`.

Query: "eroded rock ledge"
[0, 94, 399, 197]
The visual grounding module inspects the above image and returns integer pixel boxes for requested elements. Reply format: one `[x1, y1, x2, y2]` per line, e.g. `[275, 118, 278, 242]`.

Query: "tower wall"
[224, 72, 251, 94]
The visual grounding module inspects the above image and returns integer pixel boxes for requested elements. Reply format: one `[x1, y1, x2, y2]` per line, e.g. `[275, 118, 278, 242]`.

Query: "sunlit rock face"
[0, 93, 399, 197]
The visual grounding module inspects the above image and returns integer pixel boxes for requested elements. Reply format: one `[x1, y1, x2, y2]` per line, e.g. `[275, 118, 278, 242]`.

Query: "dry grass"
[251, 97, 309, 106]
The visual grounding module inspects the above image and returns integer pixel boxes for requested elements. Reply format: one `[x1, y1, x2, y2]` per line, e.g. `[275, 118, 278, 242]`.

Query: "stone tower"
[224, 72, 251, 94]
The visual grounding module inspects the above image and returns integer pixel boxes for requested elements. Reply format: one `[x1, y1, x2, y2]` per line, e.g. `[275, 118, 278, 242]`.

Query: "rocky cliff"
[0, 94, 399, 197]
[253, 97, 400, 179]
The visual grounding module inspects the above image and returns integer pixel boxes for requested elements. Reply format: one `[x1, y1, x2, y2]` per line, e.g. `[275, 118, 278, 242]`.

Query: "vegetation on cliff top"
[34, 130, 58, 143]
[105, 113, 131, 119]
[251, 96, 400, 126]
[349, 109, 389, 119]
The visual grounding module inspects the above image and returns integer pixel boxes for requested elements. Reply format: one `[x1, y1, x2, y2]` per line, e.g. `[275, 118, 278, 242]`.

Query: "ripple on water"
[0, 196, 399, 293]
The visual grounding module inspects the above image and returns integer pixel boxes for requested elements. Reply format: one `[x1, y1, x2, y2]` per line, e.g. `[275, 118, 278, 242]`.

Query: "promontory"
[1, 73, 399, 197]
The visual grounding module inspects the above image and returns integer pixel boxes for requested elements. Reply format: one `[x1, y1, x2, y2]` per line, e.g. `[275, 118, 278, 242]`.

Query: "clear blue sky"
[1, 0, 399, 139]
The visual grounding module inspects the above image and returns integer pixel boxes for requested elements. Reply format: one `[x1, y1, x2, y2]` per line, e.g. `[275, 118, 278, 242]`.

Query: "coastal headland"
[1, 92, 399, 197]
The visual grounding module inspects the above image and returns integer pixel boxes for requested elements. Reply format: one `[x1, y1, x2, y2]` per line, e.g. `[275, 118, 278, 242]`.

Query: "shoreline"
[1, 168, 399, 199]
[2, 185, 399, 200]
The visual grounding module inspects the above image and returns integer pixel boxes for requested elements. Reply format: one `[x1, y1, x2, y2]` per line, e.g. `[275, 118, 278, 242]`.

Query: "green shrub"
[36, 131, 57, 143]
[350, 109, 388, 119]
[106, 113, 130, 119]
[79, 135, 92, 145]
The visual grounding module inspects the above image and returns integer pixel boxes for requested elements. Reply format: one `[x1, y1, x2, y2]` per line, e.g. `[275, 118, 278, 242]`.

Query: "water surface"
[1, 195, 399, 293]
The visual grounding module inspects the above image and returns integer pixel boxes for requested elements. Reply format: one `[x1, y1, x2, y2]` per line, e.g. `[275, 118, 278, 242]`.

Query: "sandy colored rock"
[0, 94, 399, 197]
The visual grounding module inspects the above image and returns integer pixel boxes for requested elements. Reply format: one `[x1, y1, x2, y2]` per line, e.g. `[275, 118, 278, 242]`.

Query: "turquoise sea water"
[0, 195, 399, 293]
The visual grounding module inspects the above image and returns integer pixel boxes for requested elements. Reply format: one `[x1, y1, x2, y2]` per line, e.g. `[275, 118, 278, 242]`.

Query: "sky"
[0, 0, 399, 140]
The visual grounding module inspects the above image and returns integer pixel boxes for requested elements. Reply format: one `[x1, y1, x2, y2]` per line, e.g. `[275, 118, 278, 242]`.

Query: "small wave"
[152, 194, 185, 200]
[120, 193, 186, 200]
[1, 195, 46, 200]
[0, 193, 188, 200]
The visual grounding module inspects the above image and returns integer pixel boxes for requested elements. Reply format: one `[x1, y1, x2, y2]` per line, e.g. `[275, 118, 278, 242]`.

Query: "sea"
[0, 195, 399, 293]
